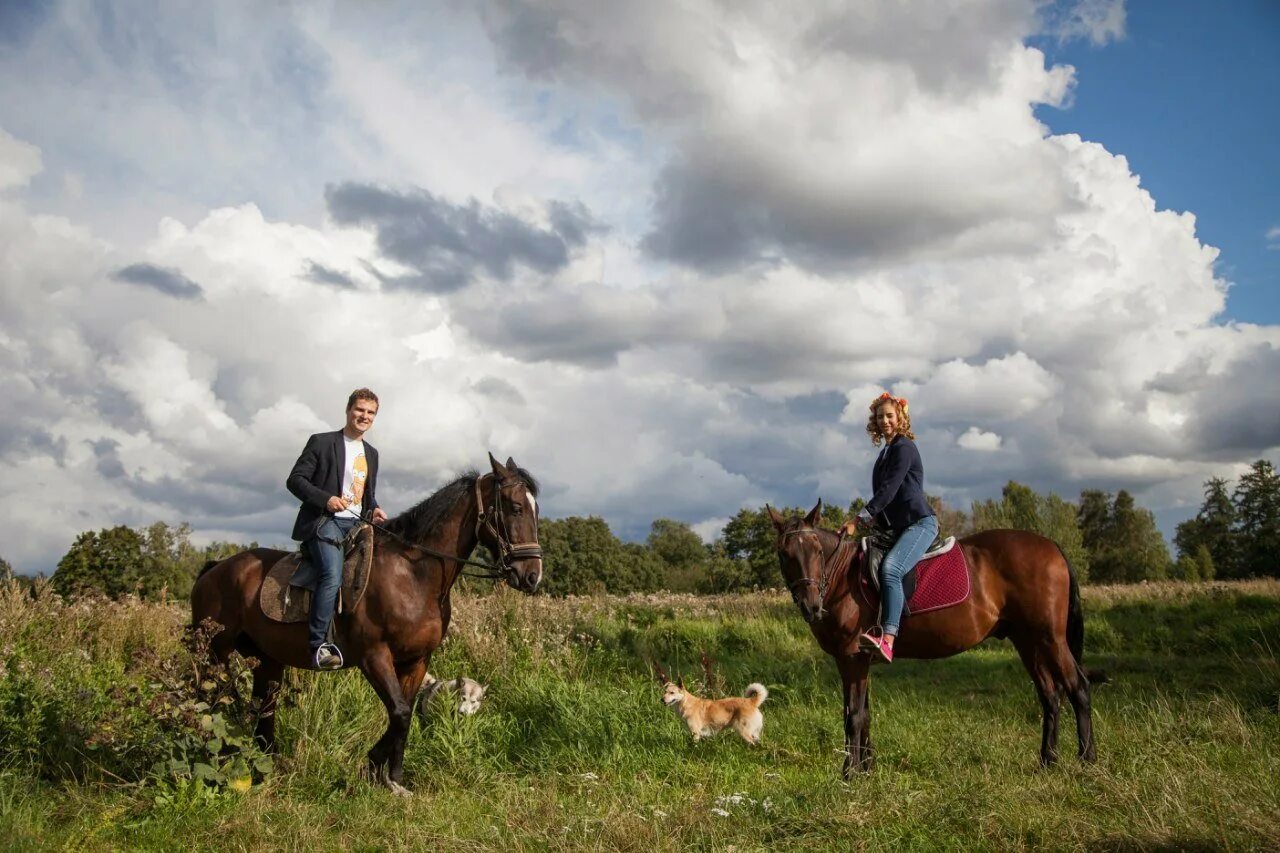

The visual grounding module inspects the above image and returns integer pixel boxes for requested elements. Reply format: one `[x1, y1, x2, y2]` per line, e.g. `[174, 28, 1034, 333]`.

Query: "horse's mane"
[380, 467, 540, 544]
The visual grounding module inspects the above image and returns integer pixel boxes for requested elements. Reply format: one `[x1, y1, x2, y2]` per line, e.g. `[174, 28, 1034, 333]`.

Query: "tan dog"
[661, 680, 768, 744]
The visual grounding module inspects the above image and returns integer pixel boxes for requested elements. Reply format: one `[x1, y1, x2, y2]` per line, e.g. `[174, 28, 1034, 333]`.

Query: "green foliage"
[0, 555, 11, 582]
[538, 516, 665, 595]
[0, 583, 268, 791]
[145, 619, 273, 799]
[1080, 490, 1170, 584]
[1233, 459, 1280, 578]
[720, 507, 781, 589]
[51, 524, 253, 602]
[53, 525, 148, 599]
[647, 519, 710, 591]
[972, 482, 1089, 580]
[697, 542, 756, 594]
[1175, 477, 1238, 578]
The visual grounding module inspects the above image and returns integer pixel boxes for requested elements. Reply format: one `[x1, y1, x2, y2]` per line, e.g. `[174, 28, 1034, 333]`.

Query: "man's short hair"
[347, 388, 379, 411]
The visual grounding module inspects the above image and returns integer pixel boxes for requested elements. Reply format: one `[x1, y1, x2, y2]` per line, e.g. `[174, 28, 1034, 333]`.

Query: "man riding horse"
[286, 388, 389, 670]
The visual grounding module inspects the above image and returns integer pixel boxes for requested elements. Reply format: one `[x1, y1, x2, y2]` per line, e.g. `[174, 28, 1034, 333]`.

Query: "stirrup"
[313, 643, 344, 671]
[860, 629, 894, 663]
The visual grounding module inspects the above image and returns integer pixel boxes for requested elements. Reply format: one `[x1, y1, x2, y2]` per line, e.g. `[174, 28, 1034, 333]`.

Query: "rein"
[367, 474, 543, 581]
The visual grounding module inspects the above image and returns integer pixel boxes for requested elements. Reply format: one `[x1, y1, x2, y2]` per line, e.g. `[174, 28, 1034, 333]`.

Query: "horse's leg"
[860, 688, 874, 770]
[388, 657, 429, 783]
[359, 645, 414, 796]
[1012, 635, 1060, 767]
[836, 655, 873, 777]
[251, 656, 285, 754]
[1045, 641, 1096, 763]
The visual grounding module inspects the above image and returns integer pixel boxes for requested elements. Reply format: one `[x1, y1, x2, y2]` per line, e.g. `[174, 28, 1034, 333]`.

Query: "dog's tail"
[744, 683, 768, 706]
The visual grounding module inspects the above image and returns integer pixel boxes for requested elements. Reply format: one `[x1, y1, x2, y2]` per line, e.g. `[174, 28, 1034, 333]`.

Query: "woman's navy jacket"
[864, 436, 935, 531]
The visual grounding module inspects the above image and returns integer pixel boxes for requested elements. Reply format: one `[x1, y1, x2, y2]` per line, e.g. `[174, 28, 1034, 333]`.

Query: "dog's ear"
[677, 675, 685, 690]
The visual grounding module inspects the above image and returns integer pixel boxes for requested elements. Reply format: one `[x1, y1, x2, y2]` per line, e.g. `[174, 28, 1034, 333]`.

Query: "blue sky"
[1035, 0, 1280, 324]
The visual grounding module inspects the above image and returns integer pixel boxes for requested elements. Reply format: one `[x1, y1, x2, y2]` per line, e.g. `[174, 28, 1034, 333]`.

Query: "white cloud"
[0, 0, 1276, 573]
[958, 428, 1004, 452]
[1267, 225, 1280, 250]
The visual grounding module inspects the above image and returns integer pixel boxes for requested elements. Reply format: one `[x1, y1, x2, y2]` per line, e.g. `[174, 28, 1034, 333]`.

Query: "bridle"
[780, 527, 832, 605]
[365, 473, 542, 584]
[472, 475, 543, 573]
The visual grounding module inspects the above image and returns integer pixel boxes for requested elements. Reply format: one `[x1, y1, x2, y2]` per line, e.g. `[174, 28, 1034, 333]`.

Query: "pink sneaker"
[861, 631, 894, 663]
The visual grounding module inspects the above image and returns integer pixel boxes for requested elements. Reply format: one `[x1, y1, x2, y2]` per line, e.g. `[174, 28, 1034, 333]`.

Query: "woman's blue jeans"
[880, 514, 940, 636]
[304, 516, 358, 652]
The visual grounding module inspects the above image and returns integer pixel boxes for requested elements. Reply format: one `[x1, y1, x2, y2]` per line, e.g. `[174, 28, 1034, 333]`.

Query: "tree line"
[7, 459, 1276, 600]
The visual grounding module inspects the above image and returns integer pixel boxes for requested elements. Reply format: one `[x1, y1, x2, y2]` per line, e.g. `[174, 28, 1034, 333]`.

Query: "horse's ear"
[766, 504, 786, 531]
[505, 456, 518, 473]
[804, 499, 823, 528]
[488, 452, 506, 479]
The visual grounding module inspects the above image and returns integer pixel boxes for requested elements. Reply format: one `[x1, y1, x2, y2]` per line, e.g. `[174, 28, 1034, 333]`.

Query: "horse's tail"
[1062, 546, 1084, 665]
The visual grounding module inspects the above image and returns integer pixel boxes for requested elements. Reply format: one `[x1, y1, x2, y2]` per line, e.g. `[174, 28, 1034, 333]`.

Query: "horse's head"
[478, 452, 543, 594]
[768, 500, 828, 623]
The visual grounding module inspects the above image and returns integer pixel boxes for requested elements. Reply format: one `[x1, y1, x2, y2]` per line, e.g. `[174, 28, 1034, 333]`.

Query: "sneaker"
[313, 644, 344, 671]
[860, 631, 894, 663]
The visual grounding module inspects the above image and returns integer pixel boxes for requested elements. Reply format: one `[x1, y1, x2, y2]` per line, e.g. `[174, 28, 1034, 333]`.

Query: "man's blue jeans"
[880, 514, 940, 636]
[305, 516, 358, 652]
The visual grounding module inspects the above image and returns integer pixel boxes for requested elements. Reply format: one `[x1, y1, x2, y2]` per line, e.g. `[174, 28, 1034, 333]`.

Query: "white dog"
[417, 674, 487, 717]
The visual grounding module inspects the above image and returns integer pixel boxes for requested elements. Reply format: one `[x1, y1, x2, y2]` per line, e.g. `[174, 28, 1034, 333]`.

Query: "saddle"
[258, 523, 376, 624]
[859, 528, 965, 619]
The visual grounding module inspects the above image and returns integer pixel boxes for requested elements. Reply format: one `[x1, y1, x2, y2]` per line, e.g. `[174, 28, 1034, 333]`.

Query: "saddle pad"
[904, 542, 971, 615]
[858, 538, 971, 618]
[259, 524, 375, 624]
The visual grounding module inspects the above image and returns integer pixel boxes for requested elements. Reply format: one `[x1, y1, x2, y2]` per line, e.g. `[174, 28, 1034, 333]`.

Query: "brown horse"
[768, 501, 1095, 777]
[190, 453, 542, 796]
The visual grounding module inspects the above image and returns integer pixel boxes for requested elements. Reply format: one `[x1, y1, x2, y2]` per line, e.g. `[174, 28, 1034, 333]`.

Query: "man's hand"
[326, 496, 350, 513]
[371, 508, 388, 524]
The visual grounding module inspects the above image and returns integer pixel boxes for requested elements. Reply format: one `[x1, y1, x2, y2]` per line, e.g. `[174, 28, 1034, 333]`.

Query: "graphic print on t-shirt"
[341, 438, 367, 517]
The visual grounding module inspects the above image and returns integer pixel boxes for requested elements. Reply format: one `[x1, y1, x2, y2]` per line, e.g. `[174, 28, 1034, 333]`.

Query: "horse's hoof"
[385, 781, 412, 798]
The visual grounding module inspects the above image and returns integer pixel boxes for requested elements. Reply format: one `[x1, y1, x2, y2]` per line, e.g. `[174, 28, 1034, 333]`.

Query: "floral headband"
[870, 391, 908, 415]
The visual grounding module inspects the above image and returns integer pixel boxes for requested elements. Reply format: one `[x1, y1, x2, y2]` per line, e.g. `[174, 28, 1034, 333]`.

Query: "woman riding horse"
[842, 392, 938, 663]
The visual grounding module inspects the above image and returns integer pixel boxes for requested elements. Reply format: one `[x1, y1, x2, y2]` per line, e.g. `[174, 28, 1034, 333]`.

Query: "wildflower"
[710, 808, 730, 818]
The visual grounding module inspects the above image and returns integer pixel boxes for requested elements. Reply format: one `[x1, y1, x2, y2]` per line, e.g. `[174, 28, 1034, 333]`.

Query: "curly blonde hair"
[864, 393, 915, 446]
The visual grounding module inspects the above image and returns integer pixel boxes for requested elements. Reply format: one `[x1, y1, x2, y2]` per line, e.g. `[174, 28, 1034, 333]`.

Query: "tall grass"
[1, 579, 1278, 850]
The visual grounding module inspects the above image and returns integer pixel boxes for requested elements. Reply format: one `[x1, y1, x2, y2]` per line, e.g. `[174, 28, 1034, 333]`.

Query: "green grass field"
[2, 580, 1278, 850]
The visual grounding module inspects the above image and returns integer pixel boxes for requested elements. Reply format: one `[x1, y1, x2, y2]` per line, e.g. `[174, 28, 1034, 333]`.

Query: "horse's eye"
[510, 504, 522, 514]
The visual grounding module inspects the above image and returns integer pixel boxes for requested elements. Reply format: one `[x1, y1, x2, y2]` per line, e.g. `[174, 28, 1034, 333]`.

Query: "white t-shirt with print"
[337, 436, 368, 519]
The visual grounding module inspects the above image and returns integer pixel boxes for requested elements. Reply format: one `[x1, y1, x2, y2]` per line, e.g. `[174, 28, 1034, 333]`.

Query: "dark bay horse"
[191, 453, 542, 796]
[768, 501, 1095, 777]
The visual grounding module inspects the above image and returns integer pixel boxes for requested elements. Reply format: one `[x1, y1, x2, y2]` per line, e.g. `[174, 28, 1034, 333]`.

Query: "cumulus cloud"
[958, 427, 1004, 452]
[1, 0, 1277, 574]
[1267, 226, 1280, 250]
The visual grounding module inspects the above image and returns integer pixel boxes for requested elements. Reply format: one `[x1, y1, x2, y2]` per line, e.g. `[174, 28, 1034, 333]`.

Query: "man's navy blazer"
[863, 436, 934, 532]
[286, 430, 379, 542]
